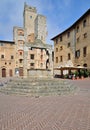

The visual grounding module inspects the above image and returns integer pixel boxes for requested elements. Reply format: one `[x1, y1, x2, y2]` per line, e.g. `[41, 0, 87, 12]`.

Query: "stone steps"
[0, 78, 77, 96]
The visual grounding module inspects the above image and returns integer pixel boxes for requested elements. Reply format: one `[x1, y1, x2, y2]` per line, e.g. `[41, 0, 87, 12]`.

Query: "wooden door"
[2, 68, 6, 77]
[19, 67, 23, 76]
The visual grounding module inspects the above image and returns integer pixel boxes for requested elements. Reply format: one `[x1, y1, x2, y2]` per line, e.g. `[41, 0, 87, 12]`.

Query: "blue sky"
[0, 0, 90, 45]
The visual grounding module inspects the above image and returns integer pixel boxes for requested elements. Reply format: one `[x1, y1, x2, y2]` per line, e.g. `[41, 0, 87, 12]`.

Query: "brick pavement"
[0, 78, 90, 130]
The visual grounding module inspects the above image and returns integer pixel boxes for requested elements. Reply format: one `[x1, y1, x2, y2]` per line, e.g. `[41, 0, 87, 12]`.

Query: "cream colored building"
[52, 9, 90, 75]
[0, 3, 53, 78]
[0, 41, 16, 77]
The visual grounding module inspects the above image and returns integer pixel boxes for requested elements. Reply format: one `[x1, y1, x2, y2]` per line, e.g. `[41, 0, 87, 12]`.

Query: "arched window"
[83, 63, 87, 67]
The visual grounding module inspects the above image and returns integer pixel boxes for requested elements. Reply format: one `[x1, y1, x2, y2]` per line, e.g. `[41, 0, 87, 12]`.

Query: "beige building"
[0, 3, 53, 78]
[0, 41, 16, 77]
[51, 9, 90, 75]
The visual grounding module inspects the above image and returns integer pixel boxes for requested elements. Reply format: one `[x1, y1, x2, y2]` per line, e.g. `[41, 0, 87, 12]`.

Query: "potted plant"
[88, 70, 90, 77]
[72, 72, 75, 80]
[84, 70, 89, 78]
[75, 71, 79, 79]
[80, 69, 84, 79]
[84, 70, 86, 77]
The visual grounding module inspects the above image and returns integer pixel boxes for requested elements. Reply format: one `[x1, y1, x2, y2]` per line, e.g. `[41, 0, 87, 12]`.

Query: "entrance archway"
[2, 68, 6, 77]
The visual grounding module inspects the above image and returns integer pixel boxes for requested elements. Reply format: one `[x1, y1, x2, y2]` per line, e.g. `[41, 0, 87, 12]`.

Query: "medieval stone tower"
[23, 3, 47, 43]
[13, 3, 53, 78]
[35, 14, 47, 43]
[23, 3, 37, 38]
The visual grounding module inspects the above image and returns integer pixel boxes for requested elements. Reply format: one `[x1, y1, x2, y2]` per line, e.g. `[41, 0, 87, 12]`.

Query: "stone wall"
[27, 69, 53, 78]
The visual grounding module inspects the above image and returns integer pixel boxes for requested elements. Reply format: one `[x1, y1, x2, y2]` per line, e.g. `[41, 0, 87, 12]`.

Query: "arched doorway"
[2, 68, 6, 77]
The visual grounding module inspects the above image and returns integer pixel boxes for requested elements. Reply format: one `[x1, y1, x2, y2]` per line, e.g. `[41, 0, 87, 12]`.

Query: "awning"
[54, 66, 90, 70]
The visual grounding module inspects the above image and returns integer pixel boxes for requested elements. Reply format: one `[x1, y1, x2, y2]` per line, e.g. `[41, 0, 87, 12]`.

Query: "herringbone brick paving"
[0, 78, 90, 130]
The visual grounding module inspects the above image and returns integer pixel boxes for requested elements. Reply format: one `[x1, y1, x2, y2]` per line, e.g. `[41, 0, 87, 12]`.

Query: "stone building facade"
[51, 9, 90, 75]
[0, 41, 16, 77]
[0, 3, 53, 78]
[34, 14, 47, 43]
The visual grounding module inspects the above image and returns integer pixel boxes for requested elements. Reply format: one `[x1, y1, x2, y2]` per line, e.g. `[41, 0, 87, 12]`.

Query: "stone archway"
[2, 68, 6, 77]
